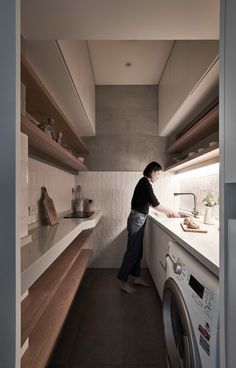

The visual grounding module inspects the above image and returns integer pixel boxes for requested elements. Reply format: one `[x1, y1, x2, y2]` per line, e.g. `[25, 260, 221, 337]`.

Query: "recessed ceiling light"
[125, 62, 132, 67]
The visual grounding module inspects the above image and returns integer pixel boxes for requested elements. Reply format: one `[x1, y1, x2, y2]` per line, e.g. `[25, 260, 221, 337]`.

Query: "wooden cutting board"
[41, 186, 59, 226]
[180, 222, 208, 233]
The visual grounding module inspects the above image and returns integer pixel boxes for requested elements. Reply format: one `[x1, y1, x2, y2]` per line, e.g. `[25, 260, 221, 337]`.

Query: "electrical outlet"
[28, 205, 38, 216]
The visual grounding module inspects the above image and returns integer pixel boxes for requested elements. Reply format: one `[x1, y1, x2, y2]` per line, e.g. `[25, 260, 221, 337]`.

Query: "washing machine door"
[163, 278, 202, 368]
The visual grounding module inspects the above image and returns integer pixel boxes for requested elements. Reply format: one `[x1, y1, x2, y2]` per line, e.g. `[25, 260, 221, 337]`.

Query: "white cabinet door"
[23, 39, 95, 137]
[144, 217, 173, 300]
[58, 40, 96, 135]
[159, 40, 219, 136]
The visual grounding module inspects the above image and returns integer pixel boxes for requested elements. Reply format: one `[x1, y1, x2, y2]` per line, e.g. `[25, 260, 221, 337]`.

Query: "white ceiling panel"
[21, 0, 220, 40]
[87, 41, 174, 85]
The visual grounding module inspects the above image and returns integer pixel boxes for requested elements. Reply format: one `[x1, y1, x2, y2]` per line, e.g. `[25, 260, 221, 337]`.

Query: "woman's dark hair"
[143, 161, 162, 178]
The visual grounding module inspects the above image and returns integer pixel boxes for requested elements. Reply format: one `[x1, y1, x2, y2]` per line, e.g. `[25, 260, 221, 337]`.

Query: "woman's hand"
[154, 204, 180, 218]
[166, 211, 180, 218]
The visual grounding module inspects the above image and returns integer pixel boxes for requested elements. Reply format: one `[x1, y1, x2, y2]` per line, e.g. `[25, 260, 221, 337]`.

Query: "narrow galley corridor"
[48, 269, 167, 368]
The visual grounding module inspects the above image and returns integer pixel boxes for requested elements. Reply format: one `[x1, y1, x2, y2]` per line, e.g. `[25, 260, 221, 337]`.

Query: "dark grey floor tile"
[48, 269, 166, 368]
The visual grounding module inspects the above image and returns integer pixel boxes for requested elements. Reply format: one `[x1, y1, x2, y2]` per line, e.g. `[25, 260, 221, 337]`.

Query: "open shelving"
[166, 144, 219, 173]
[21, 230, 92, 368]
[165, 103, 219, 173]
[167, 104, 219, 154]
[21, 115, 88, 173]
[21, 56, 89, 172]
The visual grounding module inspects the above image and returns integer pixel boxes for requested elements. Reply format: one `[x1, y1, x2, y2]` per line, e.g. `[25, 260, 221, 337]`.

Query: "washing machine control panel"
[188, 274, 214, 314]
[171, 257, 217, 319]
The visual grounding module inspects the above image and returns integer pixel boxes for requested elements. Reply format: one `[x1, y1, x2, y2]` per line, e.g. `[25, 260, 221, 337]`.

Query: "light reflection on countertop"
[21, 210, 102, 294]
[148, 211, 219, 277]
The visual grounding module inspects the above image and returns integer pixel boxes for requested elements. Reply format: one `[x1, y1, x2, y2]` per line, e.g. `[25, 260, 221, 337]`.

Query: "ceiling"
[87, 41, 174, 85]
[21, 0, 220, 85]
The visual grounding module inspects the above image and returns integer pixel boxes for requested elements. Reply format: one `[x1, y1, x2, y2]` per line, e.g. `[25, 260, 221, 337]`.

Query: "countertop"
[148, 212, 219, 277]
[21, 210, 103, 294]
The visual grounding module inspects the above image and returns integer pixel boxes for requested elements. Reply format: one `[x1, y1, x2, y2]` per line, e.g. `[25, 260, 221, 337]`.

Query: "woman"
[117, 161, 179, 294]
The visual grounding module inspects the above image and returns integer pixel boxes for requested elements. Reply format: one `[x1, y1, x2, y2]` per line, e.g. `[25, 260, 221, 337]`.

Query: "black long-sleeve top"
[131, 176, 160, 215]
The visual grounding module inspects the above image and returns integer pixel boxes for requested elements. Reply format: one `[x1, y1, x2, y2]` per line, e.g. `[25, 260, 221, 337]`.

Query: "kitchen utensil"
[74, 198, 93, 212]
[41, 186, 59, 225]
[180, 223, 207, 233]
[75, 185, 81, 198]
[75, 199, 84, 212]
[72, 188, 79, 200]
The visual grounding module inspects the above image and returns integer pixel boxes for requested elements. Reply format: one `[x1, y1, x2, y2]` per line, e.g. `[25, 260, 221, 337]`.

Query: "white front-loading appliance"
[163, 240, 219, 368]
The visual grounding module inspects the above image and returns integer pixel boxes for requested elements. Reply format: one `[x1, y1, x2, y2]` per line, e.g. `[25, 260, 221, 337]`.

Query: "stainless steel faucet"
[173, 192, 199, 217]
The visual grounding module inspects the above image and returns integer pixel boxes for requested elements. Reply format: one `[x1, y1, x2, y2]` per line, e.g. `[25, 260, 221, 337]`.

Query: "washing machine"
[163, 240, 219, 368]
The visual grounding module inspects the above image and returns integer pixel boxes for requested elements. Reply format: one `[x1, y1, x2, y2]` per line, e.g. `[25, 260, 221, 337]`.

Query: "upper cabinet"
[57, 40, 95, 134]
[159, 41, 219, 137]
[22, 39, 95, 136]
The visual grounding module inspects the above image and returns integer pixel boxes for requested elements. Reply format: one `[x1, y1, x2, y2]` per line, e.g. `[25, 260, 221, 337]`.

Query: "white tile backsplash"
[76, 171, 179, 268]
[179, 173, 219, 217]
[20, 154, 219, 267]
[28, 159, 75, 223]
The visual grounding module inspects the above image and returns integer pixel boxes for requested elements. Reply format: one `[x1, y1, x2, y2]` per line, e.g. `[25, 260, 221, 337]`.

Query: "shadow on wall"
[90, 228, 127, 268]
[89, 227, 147, 269]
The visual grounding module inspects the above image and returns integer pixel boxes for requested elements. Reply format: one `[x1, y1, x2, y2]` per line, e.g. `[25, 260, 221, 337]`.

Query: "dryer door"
[163, 278, 202, 368]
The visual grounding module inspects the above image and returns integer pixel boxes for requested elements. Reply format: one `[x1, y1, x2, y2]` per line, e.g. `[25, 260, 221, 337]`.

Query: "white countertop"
[21, 210, 103, 294]
[148, 212, 219, 277]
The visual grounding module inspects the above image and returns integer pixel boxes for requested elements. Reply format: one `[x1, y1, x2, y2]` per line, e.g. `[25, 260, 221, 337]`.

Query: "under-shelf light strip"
[176, 162, 219, 178]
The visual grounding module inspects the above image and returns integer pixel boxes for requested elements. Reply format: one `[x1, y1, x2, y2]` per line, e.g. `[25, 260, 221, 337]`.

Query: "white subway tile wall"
[20, 133, 29, 237]
[28, 159, 75, 224]
[179, 174, 219, 218]
[23, 161, 219, 267]
[76, 171, 179, 268]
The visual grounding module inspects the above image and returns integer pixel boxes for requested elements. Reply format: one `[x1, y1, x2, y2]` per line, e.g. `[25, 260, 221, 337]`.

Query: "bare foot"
[119, 281, 136, 294]
[134, 277, 150, 287]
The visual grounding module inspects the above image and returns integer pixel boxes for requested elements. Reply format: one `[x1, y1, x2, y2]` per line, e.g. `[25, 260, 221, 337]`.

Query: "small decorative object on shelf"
[38, 117, 56, 139]
[47, 118, 57, 140]
[202, 192, 219, 225]
[56, 131, 63, 144]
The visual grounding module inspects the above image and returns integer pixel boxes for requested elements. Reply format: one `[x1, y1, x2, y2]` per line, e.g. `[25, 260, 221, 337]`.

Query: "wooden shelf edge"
[165, 145, 219, 173]
[21, 249, 92, 368]
[21, 230, 92, 346]
[21, 56, 89, 155]
[167, 104, 219, 154]
[21, 115, 88, 173]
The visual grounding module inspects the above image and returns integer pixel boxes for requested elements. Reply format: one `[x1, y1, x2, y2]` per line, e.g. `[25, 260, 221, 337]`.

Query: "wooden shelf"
[21, 56, 89, 156]
[21, 115, 88, 173]
[21, 229, 93, 368]
[167, 104, 219, 154]
[21, 229, 92, 347]
[165, 145, 219, 173]
[22, 249, 92, 368]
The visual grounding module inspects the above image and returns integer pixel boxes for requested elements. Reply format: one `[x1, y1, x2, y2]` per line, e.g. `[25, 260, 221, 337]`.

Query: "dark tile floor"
[47, 269, 167, 368]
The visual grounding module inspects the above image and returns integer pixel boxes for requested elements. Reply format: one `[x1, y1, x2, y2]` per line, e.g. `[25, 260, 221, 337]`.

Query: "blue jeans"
[117, 210, 147, 281]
